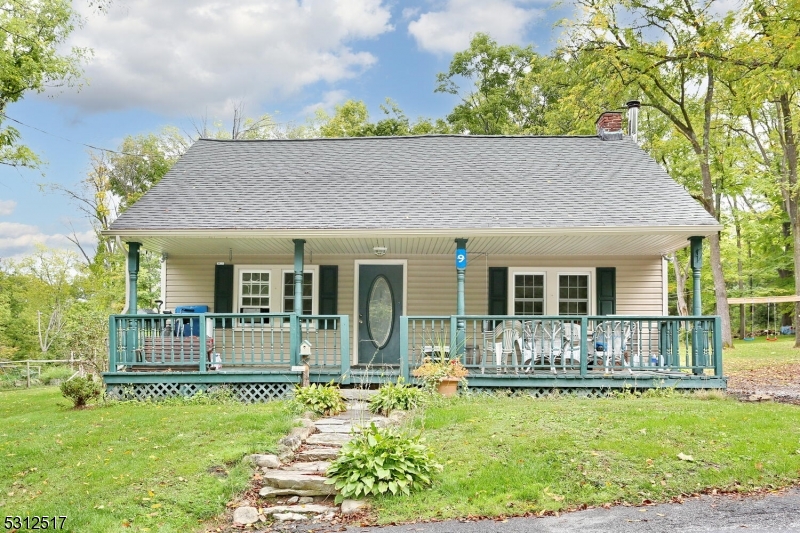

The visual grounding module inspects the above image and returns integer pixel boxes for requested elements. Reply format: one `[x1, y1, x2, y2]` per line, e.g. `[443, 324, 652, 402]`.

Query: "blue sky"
[0, 0, 572, 261]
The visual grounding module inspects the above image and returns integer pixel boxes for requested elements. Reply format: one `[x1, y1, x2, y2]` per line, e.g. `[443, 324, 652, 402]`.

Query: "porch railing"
[401, 315, 723, 380]
[108, 313, 349, 378]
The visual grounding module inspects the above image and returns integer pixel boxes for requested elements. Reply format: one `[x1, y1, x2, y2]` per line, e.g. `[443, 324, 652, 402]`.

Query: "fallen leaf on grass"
[677, 453, 694, 462]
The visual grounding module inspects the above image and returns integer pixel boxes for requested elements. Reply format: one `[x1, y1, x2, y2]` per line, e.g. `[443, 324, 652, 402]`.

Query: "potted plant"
[412, 341, 469, 396]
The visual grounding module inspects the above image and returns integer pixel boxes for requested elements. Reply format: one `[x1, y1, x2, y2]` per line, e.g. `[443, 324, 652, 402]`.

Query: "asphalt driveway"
[340, 487, 800, 533]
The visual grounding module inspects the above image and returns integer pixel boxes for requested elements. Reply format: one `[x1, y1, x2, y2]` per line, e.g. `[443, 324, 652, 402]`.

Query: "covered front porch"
[103, 230, 725, 401]
[104, 311, 724, 401]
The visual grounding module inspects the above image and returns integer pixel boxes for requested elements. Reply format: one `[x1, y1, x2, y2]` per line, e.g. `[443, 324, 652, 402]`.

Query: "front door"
[357, 264, 403, 365]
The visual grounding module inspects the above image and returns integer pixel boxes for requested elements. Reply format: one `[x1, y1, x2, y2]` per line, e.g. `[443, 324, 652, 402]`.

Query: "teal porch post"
[690, 236, 704, 373]
[127, 242, 141, 315]
[292, 239, 305, 366]
[455, 238, 468, 357]
[126, 242, 141, 364]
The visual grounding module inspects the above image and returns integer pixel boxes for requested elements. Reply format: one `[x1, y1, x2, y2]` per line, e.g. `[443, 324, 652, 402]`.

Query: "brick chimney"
[595, 111, 623, 141]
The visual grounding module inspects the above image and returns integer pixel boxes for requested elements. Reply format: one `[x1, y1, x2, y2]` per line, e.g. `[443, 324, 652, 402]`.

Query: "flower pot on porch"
[436, 377, 460, 397]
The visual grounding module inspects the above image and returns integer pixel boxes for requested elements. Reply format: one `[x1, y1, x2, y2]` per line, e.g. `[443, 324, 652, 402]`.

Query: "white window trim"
[556, 270, 593, 316]
[510, 271, 547, 316]
[280, 267, 320, 316]
[232, 264, 319, 328]
[507, 268, 595, 315]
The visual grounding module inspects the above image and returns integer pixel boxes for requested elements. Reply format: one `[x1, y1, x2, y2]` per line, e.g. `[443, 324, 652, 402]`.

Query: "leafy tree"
[436, 33, 538, 134]
[566, 0, 737, 346]
[721, 0, 800, 345]
[318, 99, 449, 138]
[0, 247, 81, 357]
[0, 0, 89, 168]
[104, 128, 189, 210]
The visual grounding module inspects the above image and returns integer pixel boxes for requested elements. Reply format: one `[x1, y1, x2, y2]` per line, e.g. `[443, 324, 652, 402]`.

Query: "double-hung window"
[513, 273, 545, 315]
[234, 265, 318, 327]
[282, 271, 314, 323]
[239, 270, 271, 314]
[558, 274, 589, 315]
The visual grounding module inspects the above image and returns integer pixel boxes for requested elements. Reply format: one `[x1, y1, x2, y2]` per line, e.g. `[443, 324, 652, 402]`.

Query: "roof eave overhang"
[103, 225, 722, 240]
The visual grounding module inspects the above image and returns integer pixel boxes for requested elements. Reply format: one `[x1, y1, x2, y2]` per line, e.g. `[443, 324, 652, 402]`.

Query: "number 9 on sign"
[455, 249, 467, 269]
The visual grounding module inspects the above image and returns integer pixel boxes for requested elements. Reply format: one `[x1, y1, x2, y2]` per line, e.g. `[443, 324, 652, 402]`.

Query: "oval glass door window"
[367, 275, 394, 349]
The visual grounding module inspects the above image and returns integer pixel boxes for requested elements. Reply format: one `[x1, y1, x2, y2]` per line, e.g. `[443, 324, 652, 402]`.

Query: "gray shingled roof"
[109, 135, 720, 232]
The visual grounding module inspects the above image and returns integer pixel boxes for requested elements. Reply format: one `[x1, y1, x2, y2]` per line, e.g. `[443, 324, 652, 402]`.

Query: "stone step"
[261, 470, 336, 496]
[296, 447, 340, 461]
[315, 424, 354, 434]
[282, 461, 330, 473]
[259, 486, 329, 498]
[273, 512, 308, 521]
[262, 504, 336, 515]
[314, 418, 349, 425]
[340, 388, 378, 401]
[306, 433, 353, 446]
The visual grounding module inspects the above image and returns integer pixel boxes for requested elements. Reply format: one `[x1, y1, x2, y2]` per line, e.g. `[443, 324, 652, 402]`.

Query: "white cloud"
[408, 0, 543, 54]
[401, 7, 421, 20]
[0, 199, 16, 216]
[300, 89, 349, 116]
[55, 0, 393, 116]
[0, 222, 96, 261]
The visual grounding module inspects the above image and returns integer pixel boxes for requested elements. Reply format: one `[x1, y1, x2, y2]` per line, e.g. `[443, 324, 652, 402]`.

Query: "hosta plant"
[293, 382, 346, 416]
[369, 378, 426, 416]
[326, 423, 442, 503]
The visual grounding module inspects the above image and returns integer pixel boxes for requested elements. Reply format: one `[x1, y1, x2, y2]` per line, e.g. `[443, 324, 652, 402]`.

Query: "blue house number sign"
[456, 249, 467, 269]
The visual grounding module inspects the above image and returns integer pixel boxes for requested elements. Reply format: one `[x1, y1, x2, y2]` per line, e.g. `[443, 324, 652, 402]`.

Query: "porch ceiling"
[119, 228, 713, 257]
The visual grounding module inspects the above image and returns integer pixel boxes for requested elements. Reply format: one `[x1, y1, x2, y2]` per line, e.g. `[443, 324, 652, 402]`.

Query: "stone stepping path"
[232, 394, 392, 527]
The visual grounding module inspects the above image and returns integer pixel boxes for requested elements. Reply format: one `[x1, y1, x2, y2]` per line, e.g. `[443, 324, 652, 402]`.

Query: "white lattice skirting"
[106, 382, 292, 402]
[470, 387, 611, 398]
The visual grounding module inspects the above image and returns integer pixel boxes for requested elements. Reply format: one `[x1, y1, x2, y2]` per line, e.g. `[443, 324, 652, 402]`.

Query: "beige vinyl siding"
[165, 253, 664, 319]
[165, 254, 664, 365]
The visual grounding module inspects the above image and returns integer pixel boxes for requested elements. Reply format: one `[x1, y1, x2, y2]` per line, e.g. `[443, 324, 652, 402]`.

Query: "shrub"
[293, 382, 345, 416]
[326, 423, 441, 503]
[369, 379, 426, 416]
[60, 376, 103, 408]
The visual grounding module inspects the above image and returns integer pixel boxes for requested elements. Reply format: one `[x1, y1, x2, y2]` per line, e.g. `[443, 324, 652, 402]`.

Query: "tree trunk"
[708, 231, 733, 347]
[778, 95, 800, 348]
[671, 253, 689, 316]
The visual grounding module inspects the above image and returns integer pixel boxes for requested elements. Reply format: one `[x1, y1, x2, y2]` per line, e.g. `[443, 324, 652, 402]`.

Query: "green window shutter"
[214, 264, 234, 327]
[318, 265, 338, 329]
[488, 267, 508, 315]
[596, 267, 616, 316]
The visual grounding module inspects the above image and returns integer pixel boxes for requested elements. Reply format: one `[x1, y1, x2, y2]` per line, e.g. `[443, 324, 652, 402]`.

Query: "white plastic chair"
[524, 320, 563, 374]
[482, 320, 522, 373]
[594, 320, 636, 374]
[559, 322, 584, 371]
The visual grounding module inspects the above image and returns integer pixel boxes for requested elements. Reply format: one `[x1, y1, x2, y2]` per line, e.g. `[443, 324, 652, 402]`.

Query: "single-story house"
[103, 109, 725, 401]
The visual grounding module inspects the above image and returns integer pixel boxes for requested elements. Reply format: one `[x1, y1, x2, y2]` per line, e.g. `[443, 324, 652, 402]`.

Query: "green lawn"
[724, 335, 800, 373]
[371, 393, 800, 523]
[0, 388, 293, 533]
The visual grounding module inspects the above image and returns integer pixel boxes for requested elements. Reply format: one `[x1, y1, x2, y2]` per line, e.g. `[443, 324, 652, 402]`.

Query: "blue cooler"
[174, 305, 209, 336]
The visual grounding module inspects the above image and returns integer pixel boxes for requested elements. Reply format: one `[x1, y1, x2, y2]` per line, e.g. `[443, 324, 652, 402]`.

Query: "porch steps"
[232, 399, 391, 526]
[339, 388, 379, 401]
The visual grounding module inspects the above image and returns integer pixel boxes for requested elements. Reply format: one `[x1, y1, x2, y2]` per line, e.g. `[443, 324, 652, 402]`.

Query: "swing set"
[728, 295, 800, 341]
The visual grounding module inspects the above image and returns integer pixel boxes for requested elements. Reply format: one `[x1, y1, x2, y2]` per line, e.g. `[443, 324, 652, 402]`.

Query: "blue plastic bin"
[174, 305, 209, 336]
